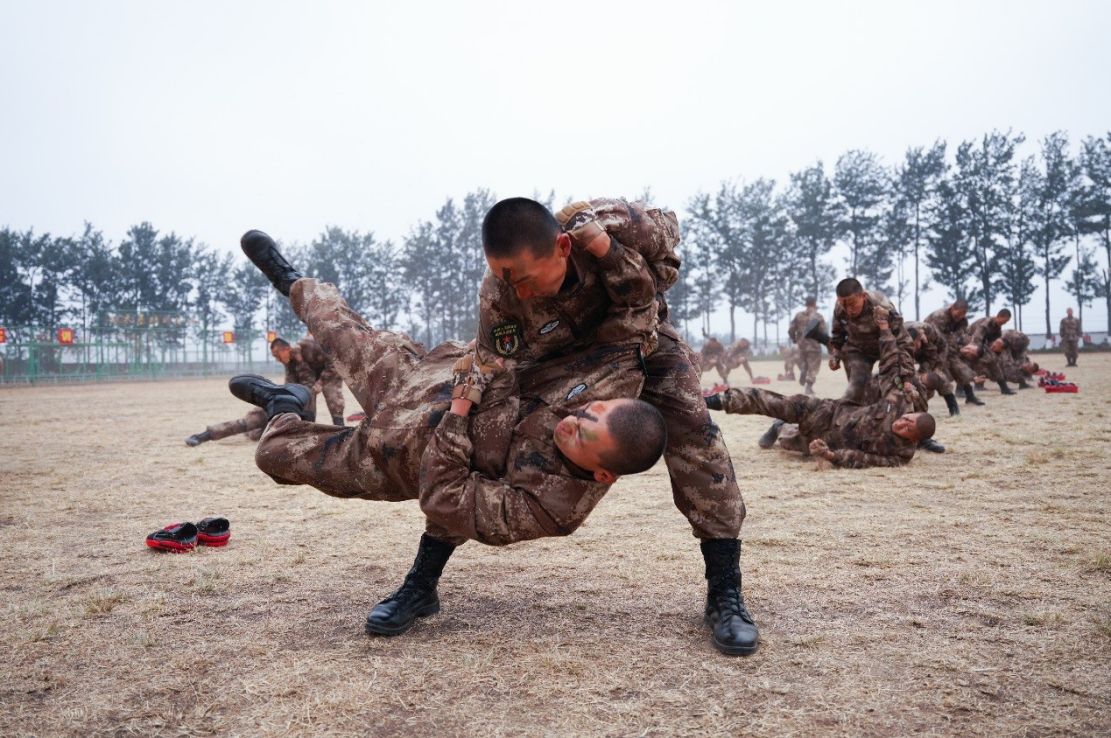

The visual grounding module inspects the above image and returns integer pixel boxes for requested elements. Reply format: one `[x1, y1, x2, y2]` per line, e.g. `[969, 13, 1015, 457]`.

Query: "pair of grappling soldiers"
[231, 198, 934, 657]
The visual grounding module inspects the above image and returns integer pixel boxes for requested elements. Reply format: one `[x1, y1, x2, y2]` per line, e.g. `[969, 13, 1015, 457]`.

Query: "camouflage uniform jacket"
[419, 385, 613, 546]
[476, 199, 680, 376]
[789, 308, 826, 352]
[701, 337, 725, 362]
[906, 321, 949, 374]
[966, 317, 1003, 355]
[862, 321, 925, 410]
[285, 337, 338, 389]
[830, 291, 911, 360]
[727, 341, 752, 362]
[1059, 317, 1081, 341]
[925, 307, 969, 354]
[998, 330, 1033, 382]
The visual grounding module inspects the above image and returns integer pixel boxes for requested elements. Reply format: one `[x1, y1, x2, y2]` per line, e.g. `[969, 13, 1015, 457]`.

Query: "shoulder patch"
[539, 320, 560, 335]
[491, 322, 522, 357]
[566, 383, 588, 401]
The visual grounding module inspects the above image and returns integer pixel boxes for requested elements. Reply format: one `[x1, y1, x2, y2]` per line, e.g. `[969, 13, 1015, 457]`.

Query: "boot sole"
[364, 602, 440, 637]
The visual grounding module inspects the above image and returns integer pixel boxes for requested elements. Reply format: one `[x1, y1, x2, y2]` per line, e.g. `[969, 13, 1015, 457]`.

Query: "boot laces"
[710, 576, 754, 625]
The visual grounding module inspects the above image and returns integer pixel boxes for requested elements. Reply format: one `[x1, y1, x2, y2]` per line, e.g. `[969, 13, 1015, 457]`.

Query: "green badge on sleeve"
[491, 322, 522, 357]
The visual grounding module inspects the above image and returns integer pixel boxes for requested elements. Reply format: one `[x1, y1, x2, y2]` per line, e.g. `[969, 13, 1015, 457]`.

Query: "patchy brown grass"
[1, 354, 1109, 737]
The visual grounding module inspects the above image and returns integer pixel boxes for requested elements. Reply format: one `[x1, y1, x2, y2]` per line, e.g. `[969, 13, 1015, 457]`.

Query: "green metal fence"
[0, 312, 277, 384]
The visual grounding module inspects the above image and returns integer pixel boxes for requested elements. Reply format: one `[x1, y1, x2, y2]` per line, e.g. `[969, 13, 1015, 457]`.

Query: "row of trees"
[2, 131, 1108, 356]
[673, 130, 1110, 343]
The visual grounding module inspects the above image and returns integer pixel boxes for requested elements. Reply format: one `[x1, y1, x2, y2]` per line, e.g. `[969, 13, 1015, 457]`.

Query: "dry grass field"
[2, 352, 1109, 737]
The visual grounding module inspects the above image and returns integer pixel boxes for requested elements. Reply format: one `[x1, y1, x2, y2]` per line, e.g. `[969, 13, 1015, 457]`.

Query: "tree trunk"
[1043, 243, 1052, 338]
[729, 303, 736, 344]
[913, 205, 921, 320]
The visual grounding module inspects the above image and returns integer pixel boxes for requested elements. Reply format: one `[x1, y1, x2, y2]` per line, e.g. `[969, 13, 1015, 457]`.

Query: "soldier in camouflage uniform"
[707, 305, 935, 468]
[270, 336, 346, 424]
[828, 278, 913, 404]
[788, 297, 826, 395]
[725, 338, 755, 382]
[963, 309, 1015, 395]
[925, 299, 983, 406]
[465, 197, 756, 656]
[236, 235, 669, 636]
[780, 345, 800, 380]
[1060, 308, 1081, 366]
[185, 407, 269, 446]
[905, 321, 962, 417]
[184, 333, 345, 447]
[700, 336, 728, 381]
[996, 330, 1038, 387]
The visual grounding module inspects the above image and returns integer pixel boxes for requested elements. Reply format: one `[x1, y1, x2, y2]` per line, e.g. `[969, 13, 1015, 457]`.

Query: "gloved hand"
[555, 201, 610, 256]
[451, 352, 507, 406]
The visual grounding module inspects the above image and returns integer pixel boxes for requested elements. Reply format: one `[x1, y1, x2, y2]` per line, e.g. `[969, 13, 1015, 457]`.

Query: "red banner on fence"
[0, 327, 6, 344]
[222, 331, 236, 344]
[57, 328, 75, 345]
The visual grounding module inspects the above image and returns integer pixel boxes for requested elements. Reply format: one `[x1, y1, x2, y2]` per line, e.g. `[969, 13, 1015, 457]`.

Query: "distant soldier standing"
[925, 299, 983, 406]
[780, 344, 800, 380]
[788, 296, 826, 395]
[1060, 308, 1081, 367]
[827, 278, 912, 404]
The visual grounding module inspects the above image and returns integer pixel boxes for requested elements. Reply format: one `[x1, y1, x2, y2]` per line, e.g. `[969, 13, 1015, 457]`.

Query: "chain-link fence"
[0, 311, 280, 384]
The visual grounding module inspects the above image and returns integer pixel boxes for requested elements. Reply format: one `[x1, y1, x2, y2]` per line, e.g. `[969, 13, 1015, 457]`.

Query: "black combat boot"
[228, 374, 314, 420]
[757, 419, 785, 449]
[241, 230, 303, 296]
[1017, 379, 1032, 390]
[804, 383, 815, 396]
[366, 534, 456, 636]
[185, 430, 212, 447]
[804, 320, 831, 347]
[918, 438, 945, 453]
[998, 380, 1016, 395]
[331, 414, 345, 426]
[701, 539, 759, 656]
[942, 393, 961, 417]
[962, 384, 985, 406]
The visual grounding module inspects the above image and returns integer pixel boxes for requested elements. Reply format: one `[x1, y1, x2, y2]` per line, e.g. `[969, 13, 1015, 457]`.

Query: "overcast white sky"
[1, 0, 1108, 335]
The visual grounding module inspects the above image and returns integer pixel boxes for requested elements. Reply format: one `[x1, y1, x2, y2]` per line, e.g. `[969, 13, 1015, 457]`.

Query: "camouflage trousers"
[320, 376, 345, 422]
[723, 387, 835, 455]
[254, 279, 467, 546]
[798, 347, 822, 387]
[208, 408, 268, 441]
[840, 346, 877, 403]
[946, 351, 976, 387]
[644, 333, 745, 538]
[1063, 339, 1079, 363]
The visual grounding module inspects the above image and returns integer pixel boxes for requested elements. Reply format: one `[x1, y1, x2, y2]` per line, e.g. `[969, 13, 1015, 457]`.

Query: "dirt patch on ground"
[1, 354, 1108, 736]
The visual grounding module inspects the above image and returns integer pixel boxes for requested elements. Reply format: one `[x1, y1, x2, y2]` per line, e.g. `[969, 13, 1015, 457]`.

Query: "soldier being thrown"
[184, 334, 345, 446]
[235, 231, 669, 630]
[464, 197, 756, 656]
